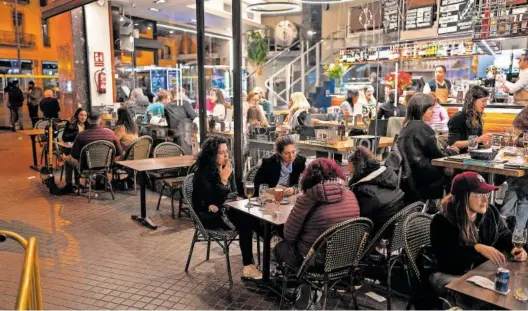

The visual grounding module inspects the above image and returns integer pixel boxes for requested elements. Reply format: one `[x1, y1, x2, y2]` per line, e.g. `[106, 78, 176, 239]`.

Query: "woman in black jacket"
[62, 108, 88, 142]
[397, 93, 458, 203]
[192, 136, 263, 280]
[376, 90, 406, 120]
[348, 147, 405, 234]
[254, 135, 306, 197]
[431, 172, 527, 278]
[448, 86, 493, 153]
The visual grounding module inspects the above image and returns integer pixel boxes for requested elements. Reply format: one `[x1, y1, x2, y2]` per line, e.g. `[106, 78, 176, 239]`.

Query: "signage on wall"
[382, 0, 399, 32]
[348, 1, 382, 33]
[150, 70, 167, 94]
[94, 52, 104, 67]
[405, 5, 435, 30]
[167, 70, 179, 89]
[438, 0, 474, 34]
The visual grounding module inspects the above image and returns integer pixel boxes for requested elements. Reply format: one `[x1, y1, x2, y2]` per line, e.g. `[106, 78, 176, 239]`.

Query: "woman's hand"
[283, 187, 295, 197]
[475, 244, 506, 266]
[219, 161, 232, 185]
[448, 146, 460, 154]
[208, 205, 219, 213]
[477, 133, 493, 144]
[512, 247, 528, 262]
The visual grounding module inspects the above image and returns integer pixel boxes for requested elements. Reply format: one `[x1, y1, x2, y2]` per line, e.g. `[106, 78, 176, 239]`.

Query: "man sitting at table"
[253, 135, 306, 197]
[60, 112, 123, 194]
[430, 172, 527, 298]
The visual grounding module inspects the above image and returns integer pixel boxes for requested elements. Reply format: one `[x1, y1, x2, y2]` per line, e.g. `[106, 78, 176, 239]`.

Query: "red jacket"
[284, 182, 360, 256]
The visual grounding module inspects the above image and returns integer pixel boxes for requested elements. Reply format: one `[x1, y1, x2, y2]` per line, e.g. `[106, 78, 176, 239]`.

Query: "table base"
[131, 215, 158, 230]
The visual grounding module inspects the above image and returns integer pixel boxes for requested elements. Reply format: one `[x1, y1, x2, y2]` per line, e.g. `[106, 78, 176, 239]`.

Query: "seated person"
[284, 92, 313, 131]
[246, 91, 269, 127]
[39, 89, 61, 119]
[273, 158, 360, 269]
[144, 91, 169, 121]
[192, 136, 263, 279]
[337, 90, 356, 122]
[348, 147, 405, 234]
[425, 92, 449, 131]
[448, 86, 492, 153]
[254, 135, 306, 197]
[430, 172, 527, 291]
[63, 108, 88, 142]
[114, 107, 139, 151]
[377, 90, 406, 120]
[397, 93, 458, 204]
[60, 112, 123, 194]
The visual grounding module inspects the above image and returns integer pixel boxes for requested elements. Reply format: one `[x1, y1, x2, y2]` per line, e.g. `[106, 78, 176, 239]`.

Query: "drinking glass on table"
[522, 132, 528, 150]
[491, 135, 502, 152]
[258, 184, 269, 211]
[274, 188, 285, 215]
[468, 135, 478, 151]
[512, 227, 527, 250]
[244, 181, 255, 208]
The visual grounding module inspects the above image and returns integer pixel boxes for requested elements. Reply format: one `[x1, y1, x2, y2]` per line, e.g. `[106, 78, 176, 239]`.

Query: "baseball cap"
[450, 172, 498, 195]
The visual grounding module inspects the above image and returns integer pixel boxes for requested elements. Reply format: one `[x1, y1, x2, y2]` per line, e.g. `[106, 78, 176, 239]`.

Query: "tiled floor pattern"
[0, 131, 407, 310]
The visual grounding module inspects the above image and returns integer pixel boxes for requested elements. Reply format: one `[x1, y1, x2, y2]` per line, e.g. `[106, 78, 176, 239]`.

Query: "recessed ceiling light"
[147, 26, 152, 30]
[169, 30, 174, 34]
[154, 0, 166, 3]
[246, 2, 301, 15]
[134, 23, 139, 26]
[191, 19, 197, 23]
[149, 7, 160, 11]
[119, 16, 124, 22]
[307, 30, 316, 35]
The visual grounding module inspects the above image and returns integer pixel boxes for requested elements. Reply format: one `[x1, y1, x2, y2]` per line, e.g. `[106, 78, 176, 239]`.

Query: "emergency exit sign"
[94, 52, 104, 67]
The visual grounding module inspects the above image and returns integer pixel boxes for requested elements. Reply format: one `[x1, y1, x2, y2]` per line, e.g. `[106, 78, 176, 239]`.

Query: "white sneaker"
[242, 264, 263, 280]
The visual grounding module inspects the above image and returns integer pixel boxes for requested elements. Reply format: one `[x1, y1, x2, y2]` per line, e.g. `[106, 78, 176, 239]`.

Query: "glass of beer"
[274, 188, 284, 213]
[244, 181, 255, 208]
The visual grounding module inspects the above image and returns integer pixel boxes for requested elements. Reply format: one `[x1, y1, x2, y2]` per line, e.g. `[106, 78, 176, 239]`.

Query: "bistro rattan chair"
[360, 201, 425, 310]
[279, 217, 373, 310]
[182, 173, 239, 285]
[77, 140, 116, 202]
[113, 136, 152, 195]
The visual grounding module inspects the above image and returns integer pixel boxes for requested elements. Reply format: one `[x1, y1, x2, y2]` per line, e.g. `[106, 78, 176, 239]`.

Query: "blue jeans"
[502, 188, 528, 230]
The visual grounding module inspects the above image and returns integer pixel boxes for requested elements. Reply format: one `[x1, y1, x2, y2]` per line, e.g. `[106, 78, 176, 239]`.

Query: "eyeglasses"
[471, 193, 490, 199]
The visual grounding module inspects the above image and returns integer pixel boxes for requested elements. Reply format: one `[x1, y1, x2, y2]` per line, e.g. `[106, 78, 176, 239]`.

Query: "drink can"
[495, 268, 510, 293]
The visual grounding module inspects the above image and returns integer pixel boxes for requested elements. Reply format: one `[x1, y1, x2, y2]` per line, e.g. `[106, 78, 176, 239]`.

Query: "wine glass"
[512, 227, 527, 250]
[491, 135, 502, 152]
[258, 184, 269, 211]
[244, 181, 255, 208]
[468, 135, 478, 151]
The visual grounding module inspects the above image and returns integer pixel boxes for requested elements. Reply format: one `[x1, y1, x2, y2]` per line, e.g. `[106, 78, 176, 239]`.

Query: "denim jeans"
[502, 188, 528, 230]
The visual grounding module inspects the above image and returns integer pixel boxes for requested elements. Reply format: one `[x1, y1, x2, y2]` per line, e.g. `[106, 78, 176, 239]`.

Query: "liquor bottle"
[338, 122, 346, 141]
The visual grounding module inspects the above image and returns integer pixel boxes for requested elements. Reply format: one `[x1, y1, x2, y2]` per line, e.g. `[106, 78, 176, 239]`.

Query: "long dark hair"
[442, 193, 479, 244]
[348, 146, 380, 184]
[116, 107, 139, 134]
[72, 108, 87, 126]
[301, 158, 345, 191]
[345, 90, 359, 105]
[513, 106, 528, 131]
[403, 92, 435, 125]
[463, 86, 489, 129]
[215, 89, 231, 109]
[196, 136, 228, 182]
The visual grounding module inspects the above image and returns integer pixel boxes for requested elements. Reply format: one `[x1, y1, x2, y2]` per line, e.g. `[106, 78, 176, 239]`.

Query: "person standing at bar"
[423, 65, 457, 104]
[497, 51, 528, 105]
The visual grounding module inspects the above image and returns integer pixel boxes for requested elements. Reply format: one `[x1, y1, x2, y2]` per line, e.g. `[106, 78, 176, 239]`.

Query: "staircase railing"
[0, 231, 43, 310]
[246, 38, 302, 81]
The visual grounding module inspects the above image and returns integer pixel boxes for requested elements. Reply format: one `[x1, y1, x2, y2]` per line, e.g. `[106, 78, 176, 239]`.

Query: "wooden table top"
[116, 155, 196, 172]
[432, 157, 526, 178]
[273, 110, 289, 116]
[446, 260, 528, 310]
[226, 194, 297, 226]
[18, 129, 45, 136]
[210, 130, 234, 137]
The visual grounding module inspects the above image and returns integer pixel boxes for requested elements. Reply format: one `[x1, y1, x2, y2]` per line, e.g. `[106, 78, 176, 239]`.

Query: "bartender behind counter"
[498, 50, 528, 105]
[423, 65, 457, 104]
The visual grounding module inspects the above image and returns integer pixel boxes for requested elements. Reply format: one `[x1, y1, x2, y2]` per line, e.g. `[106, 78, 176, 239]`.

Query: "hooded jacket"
[284, 183, 360, 256]
[349, 166, 405, 232]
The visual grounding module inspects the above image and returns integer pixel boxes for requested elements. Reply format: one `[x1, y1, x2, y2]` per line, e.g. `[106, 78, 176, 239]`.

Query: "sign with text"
[438, 0, 474, 34]
[383, 0, 399, 32]
[93, 52, 104, 67]
[406, 5, 435, 30]
[150, 70, 167, 94]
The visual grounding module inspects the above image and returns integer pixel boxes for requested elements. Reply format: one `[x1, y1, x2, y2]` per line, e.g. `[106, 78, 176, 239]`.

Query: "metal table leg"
[488, 173, 496, 204]
[131, 171, 158, 229]
[262, 221, 271, 282]
[29, 135, 39, 171]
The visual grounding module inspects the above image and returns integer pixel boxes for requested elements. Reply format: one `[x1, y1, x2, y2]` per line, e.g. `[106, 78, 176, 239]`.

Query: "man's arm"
[504, 71, 528, 93]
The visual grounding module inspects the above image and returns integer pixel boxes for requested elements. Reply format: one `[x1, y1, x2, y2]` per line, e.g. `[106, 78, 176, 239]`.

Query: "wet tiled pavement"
[0, 131, 406, 310]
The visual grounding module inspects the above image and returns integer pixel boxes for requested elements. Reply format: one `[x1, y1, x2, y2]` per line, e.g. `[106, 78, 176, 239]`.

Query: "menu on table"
[438, 0, 474, 34]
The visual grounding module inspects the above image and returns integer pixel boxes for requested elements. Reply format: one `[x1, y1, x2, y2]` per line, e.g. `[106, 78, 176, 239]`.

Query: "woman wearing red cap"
[431, 172, 527, 279]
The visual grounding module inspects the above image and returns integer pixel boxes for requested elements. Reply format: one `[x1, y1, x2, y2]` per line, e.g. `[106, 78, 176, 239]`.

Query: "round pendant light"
[246, 1, 302, 15]
[299, 0, 354, 3]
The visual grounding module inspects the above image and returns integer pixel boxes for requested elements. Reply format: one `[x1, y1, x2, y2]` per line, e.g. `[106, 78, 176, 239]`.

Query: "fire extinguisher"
[95, 68, 107, 94]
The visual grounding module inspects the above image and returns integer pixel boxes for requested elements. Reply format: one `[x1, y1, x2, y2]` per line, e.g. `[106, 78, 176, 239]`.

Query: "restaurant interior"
[1, 0, 528, 310]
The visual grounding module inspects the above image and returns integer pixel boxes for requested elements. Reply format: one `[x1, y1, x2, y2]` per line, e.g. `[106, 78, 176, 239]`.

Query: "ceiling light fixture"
[307, 30, 316, 35]
[119, 16, 124, 22]
[246, 1, 301, 15]
[299, 0, 354, 3]
[191, 19, 197, 23]
[158, 23, 232, 40]
[169, 30, 174, 34]
[154, 0, 166, 3]
[149, 7, 160, 11]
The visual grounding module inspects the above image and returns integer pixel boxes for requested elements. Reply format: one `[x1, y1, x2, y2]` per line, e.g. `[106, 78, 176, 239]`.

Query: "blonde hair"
[157, 90, 171, 102]
[289, 92, 310, 111]
[246, 91, 260, 104]
[44, 89, 54, 98]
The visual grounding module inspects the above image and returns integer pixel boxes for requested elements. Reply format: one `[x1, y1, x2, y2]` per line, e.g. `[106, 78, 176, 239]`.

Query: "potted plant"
[324, 60, 349, 94]
[246, 30, 268, 75]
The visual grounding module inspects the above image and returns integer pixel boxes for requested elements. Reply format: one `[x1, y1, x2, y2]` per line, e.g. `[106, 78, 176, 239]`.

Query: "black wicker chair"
[182, 173, 239, 285]
[77, 140, 116, 202]
[113, 136, 153, 195]
[244, 165, 260, 183]
[402, 212, 433, 310]
[360, 201, 425, 310]
[279, 218, 373, 310]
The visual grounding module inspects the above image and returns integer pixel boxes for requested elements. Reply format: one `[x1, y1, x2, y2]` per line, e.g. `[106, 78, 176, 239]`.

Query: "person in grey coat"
[164, 95, 198, 154]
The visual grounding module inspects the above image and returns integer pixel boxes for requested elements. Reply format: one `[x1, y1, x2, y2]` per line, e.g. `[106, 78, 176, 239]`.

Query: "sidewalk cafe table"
[225, 195, 296, 282]
[446, 260, 528, 310]
[116, 155, 196, 230]
[18, 129, 45, 171]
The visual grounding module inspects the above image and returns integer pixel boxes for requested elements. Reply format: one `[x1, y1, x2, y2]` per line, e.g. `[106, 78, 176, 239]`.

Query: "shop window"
[41, 18, 50, 47]
[161, 45, 171, 60]
[12, 11, 23, 28]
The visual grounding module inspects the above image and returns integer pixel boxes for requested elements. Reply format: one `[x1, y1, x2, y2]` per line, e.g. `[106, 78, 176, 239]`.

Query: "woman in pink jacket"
[425, 92, 449, 131]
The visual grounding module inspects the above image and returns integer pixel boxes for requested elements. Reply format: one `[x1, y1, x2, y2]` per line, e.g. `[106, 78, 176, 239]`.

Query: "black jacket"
[192, 168, 237, 229]
[62, 121, 85, 142]
[431, 205, 513, 275]
[372, 81, 386, 103]
[397, 121, 454, 202]
[349, 166, 405, 232]
[39, 98, 60, 118]
[448, 110, 483, 153]
[376, 102, 406, 120]
[254, 154, 306, 196]
[8, 87, 24, 108]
